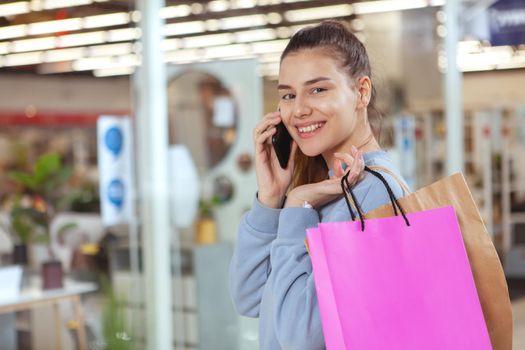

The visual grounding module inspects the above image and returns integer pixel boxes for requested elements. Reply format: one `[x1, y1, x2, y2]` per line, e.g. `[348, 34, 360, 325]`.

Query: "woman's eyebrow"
[277, 77, 331, 90]
[304, 77, 331, 85]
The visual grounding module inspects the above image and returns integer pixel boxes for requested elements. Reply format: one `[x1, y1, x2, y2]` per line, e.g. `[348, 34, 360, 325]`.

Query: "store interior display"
[1, 1, 525, 349]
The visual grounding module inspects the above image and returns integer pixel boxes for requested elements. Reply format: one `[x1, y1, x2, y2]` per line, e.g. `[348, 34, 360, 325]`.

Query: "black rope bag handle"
[340, 166, 411, 232]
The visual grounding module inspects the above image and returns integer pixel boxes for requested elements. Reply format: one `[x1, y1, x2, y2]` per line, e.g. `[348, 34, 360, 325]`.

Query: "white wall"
[0, 74, 130, 113]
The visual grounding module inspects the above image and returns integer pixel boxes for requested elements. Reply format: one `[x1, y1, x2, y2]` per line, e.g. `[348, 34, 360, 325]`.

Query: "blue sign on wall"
[489, 0, 525, 46]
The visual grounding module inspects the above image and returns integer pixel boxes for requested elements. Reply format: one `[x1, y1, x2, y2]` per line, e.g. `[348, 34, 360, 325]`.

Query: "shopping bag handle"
[340, 166, 410, 231]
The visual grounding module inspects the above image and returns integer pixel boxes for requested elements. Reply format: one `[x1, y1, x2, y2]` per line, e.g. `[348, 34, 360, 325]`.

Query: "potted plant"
[195, 195, 221, 245]
[8, 152, 75, 289]
[0, 200, 48, 265]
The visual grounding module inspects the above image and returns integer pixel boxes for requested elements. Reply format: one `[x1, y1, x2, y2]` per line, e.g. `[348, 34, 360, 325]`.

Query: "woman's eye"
[281, 94, 295, 100]
[312, 87, 326, 94]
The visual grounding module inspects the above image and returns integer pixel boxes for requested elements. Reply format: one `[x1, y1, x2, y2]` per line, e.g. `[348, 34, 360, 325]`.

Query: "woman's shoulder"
[350, 151, 408, 214]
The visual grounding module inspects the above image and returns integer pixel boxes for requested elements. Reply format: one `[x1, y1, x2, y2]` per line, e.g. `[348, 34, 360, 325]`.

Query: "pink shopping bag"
[306, 168, 491, 350]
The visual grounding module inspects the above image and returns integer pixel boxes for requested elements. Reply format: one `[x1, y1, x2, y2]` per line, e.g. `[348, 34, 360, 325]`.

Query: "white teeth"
[298, 123, 323, 133]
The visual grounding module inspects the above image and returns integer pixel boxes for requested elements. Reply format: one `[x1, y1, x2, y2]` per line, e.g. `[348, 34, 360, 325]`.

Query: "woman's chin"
[300, 147, 323, 158]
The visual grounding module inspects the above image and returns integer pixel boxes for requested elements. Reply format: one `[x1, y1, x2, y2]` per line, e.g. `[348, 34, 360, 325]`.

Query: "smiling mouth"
[297, 122, 325, 134]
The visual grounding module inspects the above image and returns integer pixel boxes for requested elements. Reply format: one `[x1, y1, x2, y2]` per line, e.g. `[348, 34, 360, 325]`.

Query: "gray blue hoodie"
[229, 150, 407, 350]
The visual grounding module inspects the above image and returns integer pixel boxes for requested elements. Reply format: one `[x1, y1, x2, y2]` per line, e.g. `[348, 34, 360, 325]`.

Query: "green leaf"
[8, 172, 37, 190]
[11, 213, 33, 242]
[34, 153, 61, 188]
[56, 222, 77, 241]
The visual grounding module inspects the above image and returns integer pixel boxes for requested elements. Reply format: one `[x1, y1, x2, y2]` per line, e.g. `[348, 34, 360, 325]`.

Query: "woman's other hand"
[285, 146, 365, 209]
[254, 111, 298, 208]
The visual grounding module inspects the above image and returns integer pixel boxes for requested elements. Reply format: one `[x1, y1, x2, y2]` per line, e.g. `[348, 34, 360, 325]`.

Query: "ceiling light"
[458, 40, 482, 54]
[4, 51, 44, 67]
[267, 13, 282, 25]
[164, 21, 206, 36]
[160, 5, 191, 19]
[221, 15, 267, 30]
[131, 10, 141, 22]
[191, 3, 204, 15]
[84, 12, 130, 29]
[252, 39, 288, 54]
[94, 66, 135, 77]
[236, 29, 277, 43]
[44, 47, 85, 62]
[73, 54, 138, 71]
[183, 33, 234, 48]
[162, 38, 182, 51]
[164, 49, 201, 63]
[107, 28, 141, 42]
[455, 45, 525, 72]
[205, 44, 251, 59]
[40, 0, 91, 10]
[208, 0, 229, 12]
[282, 0, 310, 3]
[28, 0, 110, 11]
[28, 18, 83, 35]
[73, 56, 112, 71]
[352, 0, 427, 15]
[206, 19, 221, 31]
[236, 0, 257, 9]
[12, 37, 56, 53]
[0, 43, 9, 55]
[59, 31, 106, 47]
[0, 2, 30, 17]
[285, 4, 353, 22]
[89, 43, 133, 57]
[0, 25, 27, 40]
[276, 26, 292, 38]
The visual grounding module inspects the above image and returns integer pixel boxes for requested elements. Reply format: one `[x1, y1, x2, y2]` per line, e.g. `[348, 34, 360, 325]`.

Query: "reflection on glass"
[168, 71, 238, 173]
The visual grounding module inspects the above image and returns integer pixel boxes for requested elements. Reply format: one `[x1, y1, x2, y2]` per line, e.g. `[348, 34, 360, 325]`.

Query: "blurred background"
[0, 0, 524, 349]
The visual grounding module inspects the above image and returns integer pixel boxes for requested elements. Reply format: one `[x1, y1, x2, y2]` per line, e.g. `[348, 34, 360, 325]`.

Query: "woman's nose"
[293, 97, 312, 119]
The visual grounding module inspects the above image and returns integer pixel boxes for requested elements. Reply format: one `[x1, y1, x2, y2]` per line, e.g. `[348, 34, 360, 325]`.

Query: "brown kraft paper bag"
[363, 169, 512, 350]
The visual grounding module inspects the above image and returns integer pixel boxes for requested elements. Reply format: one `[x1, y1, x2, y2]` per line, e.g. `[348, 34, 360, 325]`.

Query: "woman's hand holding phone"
[285, 146, 365, 210]
[253, 111, 297, 209]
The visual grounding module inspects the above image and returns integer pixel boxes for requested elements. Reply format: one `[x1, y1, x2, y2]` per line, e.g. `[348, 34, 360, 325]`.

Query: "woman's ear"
[356, 76, 372, 110]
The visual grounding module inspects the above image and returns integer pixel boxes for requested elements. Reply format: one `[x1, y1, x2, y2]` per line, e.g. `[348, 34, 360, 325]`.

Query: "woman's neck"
[355, 132, 381, 153]
[322, 128, 381, 169]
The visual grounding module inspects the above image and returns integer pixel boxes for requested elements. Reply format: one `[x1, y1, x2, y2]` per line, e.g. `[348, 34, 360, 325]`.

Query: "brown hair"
[280, 20, 381, 189]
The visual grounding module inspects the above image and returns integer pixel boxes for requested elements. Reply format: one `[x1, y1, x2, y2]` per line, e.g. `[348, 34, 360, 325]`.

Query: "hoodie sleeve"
[229, 195, 281, 317]
[264, 207, 326, 350]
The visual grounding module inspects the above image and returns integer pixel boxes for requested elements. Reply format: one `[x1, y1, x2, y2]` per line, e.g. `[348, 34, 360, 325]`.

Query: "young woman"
[229, 20, 407, 349]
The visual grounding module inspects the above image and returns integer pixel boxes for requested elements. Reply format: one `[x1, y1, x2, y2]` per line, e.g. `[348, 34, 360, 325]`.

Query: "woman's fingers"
[255, 126, 277, 148]
[253, 112, 280, 140]
[332, 158, 344, 178]
[333, 149, 365, 186]
[333, 152, 356, 173]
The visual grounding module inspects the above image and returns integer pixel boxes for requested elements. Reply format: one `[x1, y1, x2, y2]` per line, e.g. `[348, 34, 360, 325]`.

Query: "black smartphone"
[272, 122, 293, 169]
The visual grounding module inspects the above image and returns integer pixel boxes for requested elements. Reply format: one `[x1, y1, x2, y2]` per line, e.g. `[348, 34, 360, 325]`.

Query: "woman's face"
[278, 48, 367, 162]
